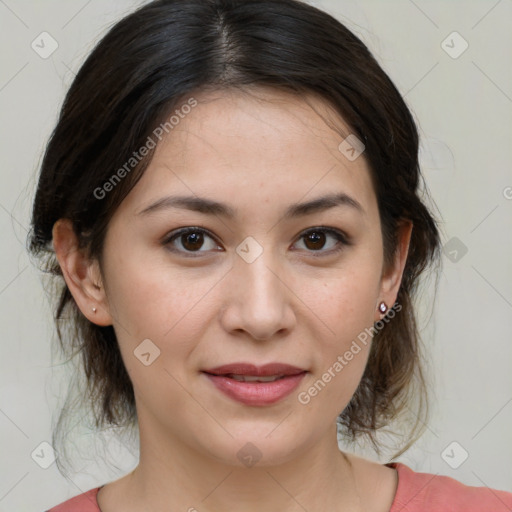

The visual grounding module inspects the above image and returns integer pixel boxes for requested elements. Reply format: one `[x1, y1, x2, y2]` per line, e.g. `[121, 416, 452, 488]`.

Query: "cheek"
[298, 332, 372, 422]
[311, 267, 380, 344]
[103, 237, 211, 334]
[301, 264, 379, 407]
[102, 246, 221, 381]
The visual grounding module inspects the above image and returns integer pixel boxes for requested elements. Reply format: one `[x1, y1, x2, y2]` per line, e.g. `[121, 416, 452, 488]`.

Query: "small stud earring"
[92, 307, 97, 313]
[378, 301, 388, 314]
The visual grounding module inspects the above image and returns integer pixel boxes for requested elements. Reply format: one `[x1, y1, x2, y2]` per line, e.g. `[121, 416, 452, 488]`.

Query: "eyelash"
[162, 226, 351, 258]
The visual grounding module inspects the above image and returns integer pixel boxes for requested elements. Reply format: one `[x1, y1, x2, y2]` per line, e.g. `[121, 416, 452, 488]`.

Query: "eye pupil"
[182, 232, 204, 251]
[305, 231, 326, 250]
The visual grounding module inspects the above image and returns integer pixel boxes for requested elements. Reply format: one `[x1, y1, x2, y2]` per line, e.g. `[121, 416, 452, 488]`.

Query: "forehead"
[118, 87, 377, 223]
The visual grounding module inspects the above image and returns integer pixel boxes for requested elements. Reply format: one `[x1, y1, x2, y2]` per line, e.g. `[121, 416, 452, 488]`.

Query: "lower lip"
[203, 372, 307, 406]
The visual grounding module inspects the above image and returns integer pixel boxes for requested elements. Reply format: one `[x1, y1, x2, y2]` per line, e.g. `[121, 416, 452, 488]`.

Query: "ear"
[52, 219, 113, 326]
[376, 219, 413, 321]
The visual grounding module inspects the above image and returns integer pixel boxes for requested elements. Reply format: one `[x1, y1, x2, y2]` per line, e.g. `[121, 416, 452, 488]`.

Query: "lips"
[202, 362, 307, 406]
[204, 362, 306, 377]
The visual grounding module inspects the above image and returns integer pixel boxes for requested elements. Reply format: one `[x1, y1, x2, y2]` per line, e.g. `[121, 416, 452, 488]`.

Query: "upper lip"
[203, 363, 307, 377]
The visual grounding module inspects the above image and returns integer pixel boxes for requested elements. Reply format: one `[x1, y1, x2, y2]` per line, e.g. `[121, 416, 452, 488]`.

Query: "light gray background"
[1, 0, 511, 510]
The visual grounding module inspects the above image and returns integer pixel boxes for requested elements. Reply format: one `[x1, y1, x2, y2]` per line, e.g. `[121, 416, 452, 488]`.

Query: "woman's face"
[71, 88, 411, 466]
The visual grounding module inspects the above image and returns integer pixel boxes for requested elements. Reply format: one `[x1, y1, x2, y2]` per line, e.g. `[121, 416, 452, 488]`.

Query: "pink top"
[45, 462, 512, 511]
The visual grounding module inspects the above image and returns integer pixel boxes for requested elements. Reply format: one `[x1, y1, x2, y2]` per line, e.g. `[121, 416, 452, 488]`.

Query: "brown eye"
[181, 231, 204, 251]
[293, 227, 350, 256]
[163, 226, 350, 258]
[303, 231, 327, 250]
[164, 227, 222, 256]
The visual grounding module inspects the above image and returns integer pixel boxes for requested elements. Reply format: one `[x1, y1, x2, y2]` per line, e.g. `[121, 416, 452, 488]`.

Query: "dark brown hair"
[28, 0, 442, 472]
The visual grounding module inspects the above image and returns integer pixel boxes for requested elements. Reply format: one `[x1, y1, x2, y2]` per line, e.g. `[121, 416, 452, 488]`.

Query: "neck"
[121, 420, 364, 512]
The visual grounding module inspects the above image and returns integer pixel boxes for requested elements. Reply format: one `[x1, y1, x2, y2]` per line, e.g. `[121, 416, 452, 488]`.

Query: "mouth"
[201, 362, 308, 406]
[203, 362, 307, 377]
[217, 374, 291, 382]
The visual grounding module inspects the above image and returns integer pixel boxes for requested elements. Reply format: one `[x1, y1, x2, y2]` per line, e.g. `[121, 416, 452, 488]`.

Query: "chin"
[197, 424, 314, 469]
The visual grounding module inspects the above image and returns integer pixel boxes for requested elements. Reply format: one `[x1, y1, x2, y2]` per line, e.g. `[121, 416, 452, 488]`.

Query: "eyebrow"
[137, 192, 365, 219]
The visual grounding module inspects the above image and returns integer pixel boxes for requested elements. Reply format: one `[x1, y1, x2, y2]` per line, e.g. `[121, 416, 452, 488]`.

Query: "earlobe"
[51, 219, 112, 326]
[377, 220, 413, 318]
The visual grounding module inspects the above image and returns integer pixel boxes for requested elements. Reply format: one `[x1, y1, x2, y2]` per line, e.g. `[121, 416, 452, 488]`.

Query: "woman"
[28, 0, 512, 510]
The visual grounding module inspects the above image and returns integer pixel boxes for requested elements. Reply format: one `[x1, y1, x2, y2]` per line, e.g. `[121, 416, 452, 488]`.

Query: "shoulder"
[388, 462, 512, 512]
[45, 487, 101, 512]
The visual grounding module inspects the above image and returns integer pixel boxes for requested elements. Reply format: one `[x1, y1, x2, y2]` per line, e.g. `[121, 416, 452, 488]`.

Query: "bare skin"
[53, 86, 411, 512]
[96, 451, 398, 512]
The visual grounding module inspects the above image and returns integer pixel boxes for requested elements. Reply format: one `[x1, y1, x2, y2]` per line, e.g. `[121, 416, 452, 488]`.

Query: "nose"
[219, 246, 296, 341]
